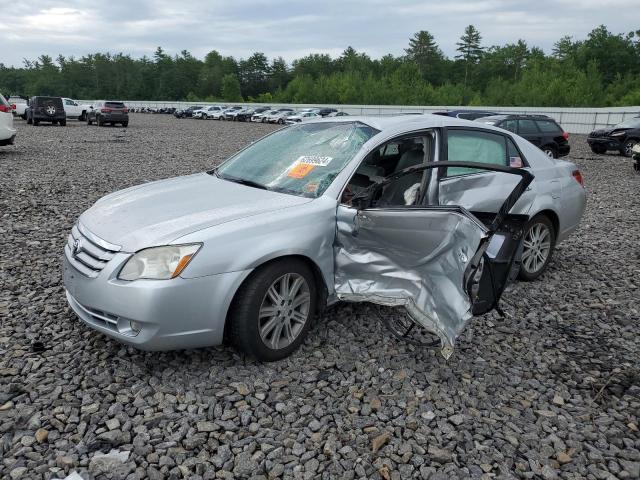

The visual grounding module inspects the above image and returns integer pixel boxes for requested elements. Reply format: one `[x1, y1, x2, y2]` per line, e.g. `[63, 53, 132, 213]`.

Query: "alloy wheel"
[258, 273, 311, 350]
[522, 223, 552, 274]
[46, 105, 56, 115]
[624, 140, 637, 157]
[543, 148, 555, 158]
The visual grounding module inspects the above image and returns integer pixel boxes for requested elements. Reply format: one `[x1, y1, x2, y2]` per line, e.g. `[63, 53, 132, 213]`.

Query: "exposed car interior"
[342, 133, 434, 206]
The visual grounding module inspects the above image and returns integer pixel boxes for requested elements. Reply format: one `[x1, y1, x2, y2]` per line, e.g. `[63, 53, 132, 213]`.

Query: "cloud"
[0, 0, 638, 66]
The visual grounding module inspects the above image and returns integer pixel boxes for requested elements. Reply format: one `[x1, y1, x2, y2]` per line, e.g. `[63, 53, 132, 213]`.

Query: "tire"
[590, 144, 606, 154]
[33, 119, 39, 126]
[622, 139, 638, 157]
[542, 145, 557, 159]
[87, 116, 93, 125]
[21, 113, 27, 120]
[52, 121, 58, 125]
[518, 214, 556, 281]
[228, 259, 317, 361]
[278, 119, 284, 125]
[59, 119, 66, 126]
[122, 121, 128, 127]
[97, 116, 104, 126]
[79, 112, 85, 121]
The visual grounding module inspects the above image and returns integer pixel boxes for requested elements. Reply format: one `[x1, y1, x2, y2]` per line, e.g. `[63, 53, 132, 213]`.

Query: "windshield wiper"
[216, 172, 269, 191]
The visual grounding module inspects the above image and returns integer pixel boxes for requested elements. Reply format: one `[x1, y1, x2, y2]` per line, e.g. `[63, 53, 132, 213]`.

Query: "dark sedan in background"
[587, 116, 640, 156]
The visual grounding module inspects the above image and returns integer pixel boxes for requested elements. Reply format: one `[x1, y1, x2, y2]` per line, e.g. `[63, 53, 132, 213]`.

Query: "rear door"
[335, 161, 533, 358]
[517, 119, 543, 147]
[437, 128, 536, 216]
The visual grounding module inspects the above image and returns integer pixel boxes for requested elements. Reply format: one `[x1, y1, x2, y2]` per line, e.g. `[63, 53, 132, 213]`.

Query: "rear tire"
[97, 116, 104, 126]
[590, 144, 606, 154]
[79, 112, 86, 121]
[87, 116, 93, 125]
[122, 121, 128, 127]
[60, 119, 66, 126]
[228, 259, 317, 361]
[26, 115, 32, 125]
[518, 214, 556, 281]
[33, 119, 39, 126]
[542, 146, 557, 159]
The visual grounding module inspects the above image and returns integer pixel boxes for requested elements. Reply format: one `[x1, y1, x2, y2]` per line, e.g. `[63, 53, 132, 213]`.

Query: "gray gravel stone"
[0, 117, 638, 480]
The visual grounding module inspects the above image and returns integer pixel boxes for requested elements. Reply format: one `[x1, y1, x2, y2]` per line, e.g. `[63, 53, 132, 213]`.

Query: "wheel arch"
[222, 254, 329, 342]
[532, 209, 559, 238]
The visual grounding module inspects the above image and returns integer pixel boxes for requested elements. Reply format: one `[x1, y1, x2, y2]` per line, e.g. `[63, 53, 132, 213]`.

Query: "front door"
[334, 161, 534, 358]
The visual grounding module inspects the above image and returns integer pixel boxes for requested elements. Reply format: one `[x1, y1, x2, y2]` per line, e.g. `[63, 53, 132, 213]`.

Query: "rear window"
[536, 120, 562, 133]
[105, 102, 125, 108]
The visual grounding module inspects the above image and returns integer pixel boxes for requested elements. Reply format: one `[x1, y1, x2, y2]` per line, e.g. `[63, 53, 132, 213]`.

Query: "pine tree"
[456, 25, 484, 102]
[405, 31, 444, 84]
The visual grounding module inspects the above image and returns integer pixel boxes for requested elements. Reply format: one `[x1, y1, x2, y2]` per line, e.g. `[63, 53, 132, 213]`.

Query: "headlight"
[610, 131, 625, 137]
[118, 244, 201, 281]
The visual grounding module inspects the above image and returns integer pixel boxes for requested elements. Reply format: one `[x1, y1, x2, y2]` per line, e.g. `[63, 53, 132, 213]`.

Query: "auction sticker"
[296, 155, 333, 166]
[288, 163, 315, 178]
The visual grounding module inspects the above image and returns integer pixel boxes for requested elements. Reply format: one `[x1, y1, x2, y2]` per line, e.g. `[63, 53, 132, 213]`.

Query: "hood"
[79, 173, 312, 252]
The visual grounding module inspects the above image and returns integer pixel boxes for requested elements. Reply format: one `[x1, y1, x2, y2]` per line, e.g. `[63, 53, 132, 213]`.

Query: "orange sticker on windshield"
[288, 163, 315, 179]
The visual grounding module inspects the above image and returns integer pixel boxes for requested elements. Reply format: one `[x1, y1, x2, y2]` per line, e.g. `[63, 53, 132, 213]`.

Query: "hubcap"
[258, 273, 310, 350]
[46, 105, 56, 115]
[544, 149, 554, 158]
[522, 223, 551, 274]
[625, 142, 636, 156]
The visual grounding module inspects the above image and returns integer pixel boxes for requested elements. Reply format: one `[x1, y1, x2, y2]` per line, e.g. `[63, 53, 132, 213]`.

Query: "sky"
[1, 0, 639, 67]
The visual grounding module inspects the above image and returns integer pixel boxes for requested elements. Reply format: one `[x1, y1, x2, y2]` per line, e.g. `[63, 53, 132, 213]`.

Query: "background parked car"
[174, 106, 203, 118]
[317, 107, 338, 117]
[237, 107, 269, 122]
[285, 112, 320, 124]
[587, 116, 640, 156]
[265, 108, 294, 123]
[202, 106, 225, 119]
[477, 114, 570, 158]
[0, 95, 17, 145]
[26, 96, 67, 126]
[86, 101, 129, 127]
[8, 96, 28, 119]
[62, 98, 92, 121]
[433, 109, 499, 120]
[252, 109, 276, 122]
[222, 106, 243, 120]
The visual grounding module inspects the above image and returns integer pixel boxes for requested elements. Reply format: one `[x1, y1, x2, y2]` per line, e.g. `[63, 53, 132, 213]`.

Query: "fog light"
[129, 321, 141, 334]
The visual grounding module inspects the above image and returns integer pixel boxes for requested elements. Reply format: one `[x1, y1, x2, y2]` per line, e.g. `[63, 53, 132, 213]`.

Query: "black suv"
[174, 106, 203, 118]
[86, 101, 129, 127]
[26, 96, 66, 126]
[477, 114, 570, 158]
[587, 116, 640, 157]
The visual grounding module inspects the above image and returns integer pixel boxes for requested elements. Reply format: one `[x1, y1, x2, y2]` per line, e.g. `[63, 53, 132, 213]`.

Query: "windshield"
[615, 117, 640, 129]
[215, 122, 379, 198]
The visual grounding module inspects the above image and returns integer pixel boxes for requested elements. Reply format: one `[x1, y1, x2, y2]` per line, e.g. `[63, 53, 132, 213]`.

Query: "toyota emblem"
[72, 239, 82, 257]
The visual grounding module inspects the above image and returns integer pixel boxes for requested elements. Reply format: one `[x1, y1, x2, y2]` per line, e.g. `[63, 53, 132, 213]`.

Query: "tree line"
[1, 25, 639, 107]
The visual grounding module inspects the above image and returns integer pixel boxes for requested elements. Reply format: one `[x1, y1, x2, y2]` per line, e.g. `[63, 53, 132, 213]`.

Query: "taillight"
[11, 104, 16, 110]
[0, 105, 11, 113]
[101, 108, 112, 113]
[572, 170, 584, 187]
[123, 107, 129, 113]
[562, 131, 569, 141]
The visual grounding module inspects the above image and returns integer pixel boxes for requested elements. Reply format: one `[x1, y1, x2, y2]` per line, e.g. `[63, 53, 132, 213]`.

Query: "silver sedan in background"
[63, 115, 586, 361]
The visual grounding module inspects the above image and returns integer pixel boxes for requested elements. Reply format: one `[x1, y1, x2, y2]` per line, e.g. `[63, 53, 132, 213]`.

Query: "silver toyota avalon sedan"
[63, 115, 586, 360]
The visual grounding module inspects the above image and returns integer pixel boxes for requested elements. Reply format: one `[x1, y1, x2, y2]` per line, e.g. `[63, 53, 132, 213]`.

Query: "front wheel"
[228, 260, 316, 361]
[518, 215, 556, 281]
[622, 139, 637, 157]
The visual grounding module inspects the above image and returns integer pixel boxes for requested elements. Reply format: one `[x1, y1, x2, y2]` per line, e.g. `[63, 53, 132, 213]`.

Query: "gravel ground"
[0, 114, 638, 480]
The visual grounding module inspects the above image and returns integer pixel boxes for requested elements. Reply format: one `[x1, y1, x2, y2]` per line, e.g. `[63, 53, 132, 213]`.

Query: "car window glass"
[446, 129, 507, 177]
[217, 122, 379, 198]
[536, 120, 562, 133]
[500, 119, 517, 133]
[518, 119, 539, 134]
[65, 99, 74, 105]
[342, 134, 432, 207]
[105, 102, 125, 108]
[507, 137, 525, 167]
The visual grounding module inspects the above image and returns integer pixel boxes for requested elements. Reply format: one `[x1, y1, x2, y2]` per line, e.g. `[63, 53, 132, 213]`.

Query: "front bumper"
[587, 137, 623, 150]
[63, 253, 249, 350]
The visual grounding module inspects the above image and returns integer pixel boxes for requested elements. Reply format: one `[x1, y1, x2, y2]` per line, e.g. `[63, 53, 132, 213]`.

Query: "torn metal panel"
[334, 206, 487, 358]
